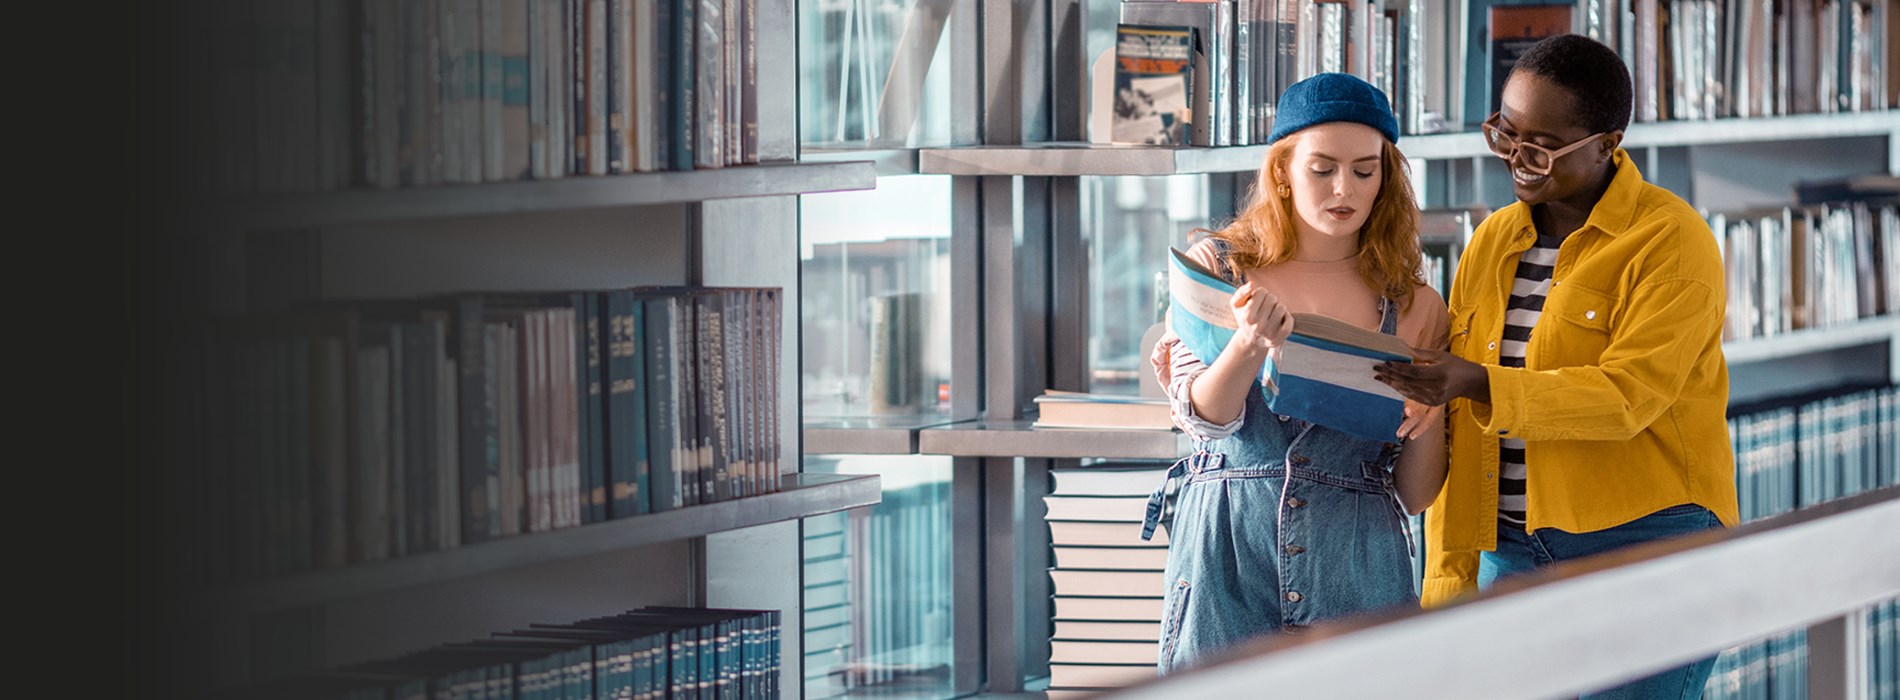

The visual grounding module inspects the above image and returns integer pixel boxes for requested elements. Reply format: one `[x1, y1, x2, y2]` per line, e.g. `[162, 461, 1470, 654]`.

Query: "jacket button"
[1283, 544, 1305, 555]
[1488, 341, 1497, 350]
[1585, 310, 1597, 320]
[1287, 497, 1306, 508]
[1285, 591, 1303, 603]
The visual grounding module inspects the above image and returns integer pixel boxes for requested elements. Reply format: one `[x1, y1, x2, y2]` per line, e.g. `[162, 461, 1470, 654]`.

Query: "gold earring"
[1275, 183, 1291, 199]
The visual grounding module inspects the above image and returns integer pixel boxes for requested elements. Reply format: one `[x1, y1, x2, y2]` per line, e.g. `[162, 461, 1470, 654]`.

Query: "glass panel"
[1079, 174, 1212, 395]
[799, 0, 956, 148]
[803, 455, 957, 699]
[802, 175, 955, 421]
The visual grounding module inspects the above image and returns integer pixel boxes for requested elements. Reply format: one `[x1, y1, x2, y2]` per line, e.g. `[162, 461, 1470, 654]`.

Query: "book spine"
[587, 0, 610, 175]
[607, 290, 650, 517]
[739, 0, 755, 162]
[645, 297, 681, 511]
[500, 0, 531, 180]
[671, 0, 695, 169]
[584, 293, 607, 524]
[452, 297, 494, 544]
[608, 0, 631, 173]
[695, 0, 723, 167]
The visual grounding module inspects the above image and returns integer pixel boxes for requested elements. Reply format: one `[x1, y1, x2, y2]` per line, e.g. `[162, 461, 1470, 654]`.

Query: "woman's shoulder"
[1400, 283, 1451, 346]
[1184, 236, 1239, 280]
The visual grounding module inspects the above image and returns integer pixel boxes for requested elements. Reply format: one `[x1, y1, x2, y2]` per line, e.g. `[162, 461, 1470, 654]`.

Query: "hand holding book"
[1374, 347, 1493, 407]
[1229, 279, 1294, 355]
[1168, 247, 1417, 442]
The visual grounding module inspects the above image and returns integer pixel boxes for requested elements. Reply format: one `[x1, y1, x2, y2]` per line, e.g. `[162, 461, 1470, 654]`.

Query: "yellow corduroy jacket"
[1421, 149, 1740, 608]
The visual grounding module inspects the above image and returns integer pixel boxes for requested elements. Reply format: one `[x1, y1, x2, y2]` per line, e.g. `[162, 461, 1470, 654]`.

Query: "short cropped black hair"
[1509, 34, 1633, 134]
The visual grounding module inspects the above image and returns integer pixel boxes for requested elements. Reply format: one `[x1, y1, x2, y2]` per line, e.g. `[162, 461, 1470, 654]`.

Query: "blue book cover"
[1167, 247, 1413, 442]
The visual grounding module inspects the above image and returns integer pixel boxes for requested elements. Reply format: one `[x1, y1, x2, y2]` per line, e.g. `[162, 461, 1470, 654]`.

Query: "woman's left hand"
[1375, 348, 1490, 406]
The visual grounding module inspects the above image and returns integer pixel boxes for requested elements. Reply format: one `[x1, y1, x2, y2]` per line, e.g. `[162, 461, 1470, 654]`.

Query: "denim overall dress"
[1139, 257, 1417, 674]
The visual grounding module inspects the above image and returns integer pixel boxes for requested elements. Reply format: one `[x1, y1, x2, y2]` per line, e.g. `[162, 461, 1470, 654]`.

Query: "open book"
[1167, 247, 1413, 442]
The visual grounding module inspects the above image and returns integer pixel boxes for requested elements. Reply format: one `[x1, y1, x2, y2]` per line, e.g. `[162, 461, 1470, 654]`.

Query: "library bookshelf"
[130, 0, 882, 696]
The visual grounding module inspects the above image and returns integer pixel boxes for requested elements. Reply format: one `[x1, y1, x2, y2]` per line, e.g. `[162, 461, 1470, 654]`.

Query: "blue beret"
[1268, 73, 1400, 145]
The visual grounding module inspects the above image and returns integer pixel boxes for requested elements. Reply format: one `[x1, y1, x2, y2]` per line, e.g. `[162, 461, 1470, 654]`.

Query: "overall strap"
[1378, 296, 1399, 335]
[1206, 237, 1239, 284]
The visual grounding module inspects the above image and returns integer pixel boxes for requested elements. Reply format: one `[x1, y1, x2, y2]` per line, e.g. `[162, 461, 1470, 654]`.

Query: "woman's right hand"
[1231, 280, 1294, 354]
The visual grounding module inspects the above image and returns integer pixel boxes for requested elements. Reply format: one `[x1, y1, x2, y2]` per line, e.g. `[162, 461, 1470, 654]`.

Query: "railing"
[1097, 486, 1900, 700]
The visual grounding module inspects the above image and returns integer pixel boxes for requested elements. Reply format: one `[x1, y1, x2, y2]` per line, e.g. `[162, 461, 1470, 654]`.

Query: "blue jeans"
[1479, 504, 1722, 700]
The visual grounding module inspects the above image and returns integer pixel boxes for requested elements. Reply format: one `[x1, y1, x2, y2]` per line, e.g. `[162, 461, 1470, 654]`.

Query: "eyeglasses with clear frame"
[1480, 113, 1608, 176]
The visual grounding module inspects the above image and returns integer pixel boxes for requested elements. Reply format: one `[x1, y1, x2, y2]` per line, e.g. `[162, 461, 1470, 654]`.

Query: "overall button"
[1284, 591, 1303, 603]
[1278, 414, 1290, 422]
[1287, 497, 1307, 508]
[1283, 544, 1305, 555]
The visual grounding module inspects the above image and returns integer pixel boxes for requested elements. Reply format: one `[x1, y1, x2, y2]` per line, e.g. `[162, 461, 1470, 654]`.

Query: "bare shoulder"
[1184, 236, 1226, 270]
[1403, 283, 1451, 347]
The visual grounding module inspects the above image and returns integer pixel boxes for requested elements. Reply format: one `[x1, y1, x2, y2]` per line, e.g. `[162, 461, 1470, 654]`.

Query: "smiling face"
[1280, 121, 1385, 254]
[1494, 72, 1620, 206]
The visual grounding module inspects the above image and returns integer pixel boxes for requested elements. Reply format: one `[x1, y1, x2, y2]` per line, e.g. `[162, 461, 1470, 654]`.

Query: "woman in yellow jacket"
[1373, 34, 1739, 700]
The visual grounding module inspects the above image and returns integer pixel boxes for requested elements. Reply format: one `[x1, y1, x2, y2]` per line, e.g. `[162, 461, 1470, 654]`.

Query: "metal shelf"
[1725, 316, 1899, 405]
[206, 160, 878, 232]
[801, 147, 922, 177]
[1723, 315, 1900, 365]
[920, 142, 1270, 176]
[803, 414, 966, 455]
[917, 420, 1190, 459]
[203, 473, 881, 615]
[917, 112, 1897, 176]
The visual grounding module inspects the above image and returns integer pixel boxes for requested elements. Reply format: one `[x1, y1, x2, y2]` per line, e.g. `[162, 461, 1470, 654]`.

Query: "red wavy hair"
[1201, 136, 1426, 311]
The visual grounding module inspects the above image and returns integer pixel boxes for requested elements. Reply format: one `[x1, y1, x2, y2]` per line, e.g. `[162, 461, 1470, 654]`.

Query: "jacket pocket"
[1538, 284, 1615, 367]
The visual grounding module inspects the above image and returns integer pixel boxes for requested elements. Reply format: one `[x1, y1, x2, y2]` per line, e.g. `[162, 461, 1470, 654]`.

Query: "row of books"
[1713, 198, 1898, 341]
[1644, 0, 1890, 121]
[1110, 0, 1422, 146]
[225, 606, 782, 699]
[1703, 383, 1899, 699]
[194, 286, 783, 584]
[1106, 0, 1895, 147]
[194, 0, 758, 197]
[1470, 0, 1895, 128]
[1042, 464, 1170, 697]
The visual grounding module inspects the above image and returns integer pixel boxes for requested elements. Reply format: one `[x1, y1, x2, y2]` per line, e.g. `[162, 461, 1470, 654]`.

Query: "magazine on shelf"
[1111, 23, 1199, 145]
[1166, 247, 1414, 442]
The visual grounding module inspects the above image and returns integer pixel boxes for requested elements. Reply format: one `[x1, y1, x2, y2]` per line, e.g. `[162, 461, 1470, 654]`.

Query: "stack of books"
[1045, 464, 1171, 697]
[1032, 390, 1174, 431]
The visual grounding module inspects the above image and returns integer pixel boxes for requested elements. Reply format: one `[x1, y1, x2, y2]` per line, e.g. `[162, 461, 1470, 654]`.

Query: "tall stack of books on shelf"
[195, 0, 763, 196]
[1044, 464, 1171, 698]
[227, 606, 782, 699]
[1701, 383, 1898, 699]
[193, 286, 783, 584]
[1711, 193, 1897, 342]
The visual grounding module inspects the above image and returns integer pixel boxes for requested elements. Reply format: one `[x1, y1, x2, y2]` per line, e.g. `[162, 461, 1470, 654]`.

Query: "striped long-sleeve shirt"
[1497, 228, 1564, 530]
